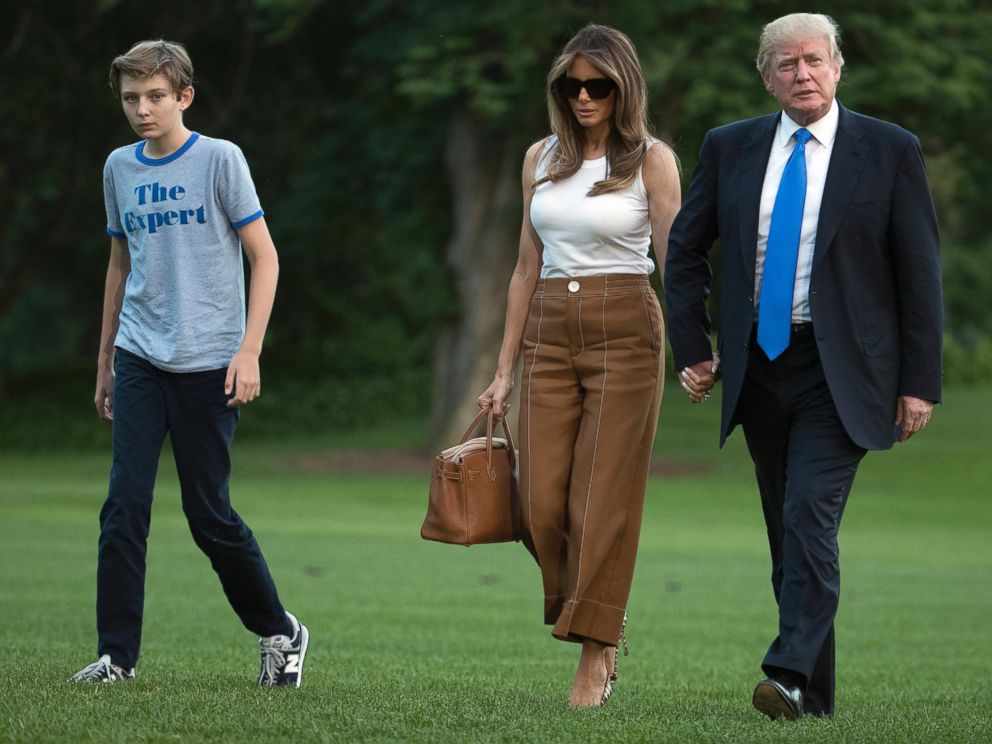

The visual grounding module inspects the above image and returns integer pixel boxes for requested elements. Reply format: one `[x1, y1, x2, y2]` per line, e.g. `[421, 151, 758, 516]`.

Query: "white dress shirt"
[754, 99, 839, 322]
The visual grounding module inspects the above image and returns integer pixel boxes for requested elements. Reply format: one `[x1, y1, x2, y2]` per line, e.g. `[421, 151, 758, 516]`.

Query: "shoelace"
[72, 657, 112, 682]
[259, 637, 291, 683]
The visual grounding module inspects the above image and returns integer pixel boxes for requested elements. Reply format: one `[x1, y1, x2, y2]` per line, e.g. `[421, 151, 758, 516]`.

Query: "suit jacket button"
[743, 342, 749, 350]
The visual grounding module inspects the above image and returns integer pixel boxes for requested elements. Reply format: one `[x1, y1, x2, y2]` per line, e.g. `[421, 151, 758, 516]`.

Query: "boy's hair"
[109, 40, 194, 98]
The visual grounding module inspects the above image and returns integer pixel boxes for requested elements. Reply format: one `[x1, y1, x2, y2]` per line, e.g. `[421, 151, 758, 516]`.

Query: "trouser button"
[567, 280, 580, 293]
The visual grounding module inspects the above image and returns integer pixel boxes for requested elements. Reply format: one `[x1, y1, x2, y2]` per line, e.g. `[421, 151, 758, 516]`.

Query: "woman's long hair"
[537, 24, 652, 196]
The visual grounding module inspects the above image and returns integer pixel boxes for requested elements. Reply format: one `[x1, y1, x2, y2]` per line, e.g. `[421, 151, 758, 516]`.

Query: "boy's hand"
[94, 365, 115, 421]
[225, 350, 261, 407]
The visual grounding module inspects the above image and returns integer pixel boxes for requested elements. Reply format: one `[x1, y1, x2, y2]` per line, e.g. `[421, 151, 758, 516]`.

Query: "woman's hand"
[679, 352, 720, 404]
[477, 373, 514, 419]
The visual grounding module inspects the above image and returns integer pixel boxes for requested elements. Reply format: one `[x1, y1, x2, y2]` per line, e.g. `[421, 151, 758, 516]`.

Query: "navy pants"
[96, 349, 289, 668]
[737, 326, 867, 717]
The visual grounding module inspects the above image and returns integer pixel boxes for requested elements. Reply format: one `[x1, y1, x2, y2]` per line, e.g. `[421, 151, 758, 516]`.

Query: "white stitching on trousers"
[525, 295, 545, 531]
[572, 294, 608, 604]
[563, 598, 628, 612]
[576, 297, 585, 356]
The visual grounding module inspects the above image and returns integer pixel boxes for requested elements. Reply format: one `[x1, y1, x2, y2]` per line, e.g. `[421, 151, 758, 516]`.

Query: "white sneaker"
[70, 654, 135, 683]
[258, 612, 309, 687]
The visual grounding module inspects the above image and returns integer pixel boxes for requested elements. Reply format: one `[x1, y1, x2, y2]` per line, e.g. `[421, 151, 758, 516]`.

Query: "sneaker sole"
[293, 622, 309, 688]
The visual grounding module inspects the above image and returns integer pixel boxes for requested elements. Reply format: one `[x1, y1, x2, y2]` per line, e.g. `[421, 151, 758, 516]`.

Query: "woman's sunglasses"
[555, 75, 617, 100]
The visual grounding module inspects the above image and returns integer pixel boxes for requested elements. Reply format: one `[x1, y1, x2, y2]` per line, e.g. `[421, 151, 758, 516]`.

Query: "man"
[70, 40, 308, 686]
[665, 13, 942, 719]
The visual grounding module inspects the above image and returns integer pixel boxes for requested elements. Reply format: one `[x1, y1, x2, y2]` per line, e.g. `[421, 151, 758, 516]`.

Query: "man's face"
[119, 72, 192, 141]
[763, 37, 840, 126]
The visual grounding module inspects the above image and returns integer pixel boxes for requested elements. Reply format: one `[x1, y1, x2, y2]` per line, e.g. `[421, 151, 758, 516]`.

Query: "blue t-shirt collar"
[135, 131, 201, 166]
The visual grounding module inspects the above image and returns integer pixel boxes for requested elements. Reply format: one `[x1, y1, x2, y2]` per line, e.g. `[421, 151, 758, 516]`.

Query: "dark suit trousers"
[736, 326, 867, 716]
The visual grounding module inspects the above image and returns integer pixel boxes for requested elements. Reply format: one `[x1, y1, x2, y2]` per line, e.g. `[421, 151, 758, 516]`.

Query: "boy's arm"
[95, 237, 131, 421]
[225, 216, 279, 407]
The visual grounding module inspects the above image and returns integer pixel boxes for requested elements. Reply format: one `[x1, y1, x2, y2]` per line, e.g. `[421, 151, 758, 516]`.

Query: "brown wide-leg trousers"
[518, 274, 664, 647]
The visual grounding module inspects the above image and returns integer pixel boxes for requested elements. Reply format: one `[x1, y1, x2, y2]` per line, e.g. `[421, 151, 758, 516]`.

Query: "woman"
[477, 24, 681, 707]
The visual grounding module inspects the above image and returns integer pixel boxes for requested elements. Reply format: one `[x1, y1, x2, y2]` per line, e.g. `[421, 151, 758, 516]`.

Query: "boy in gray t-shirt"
[71, 40, 308, 687]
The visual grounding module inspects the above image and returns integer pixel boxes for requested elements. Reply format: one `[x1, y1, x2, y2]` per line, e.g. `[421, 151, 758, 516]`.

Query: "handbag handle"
[458, 407, 517, 482]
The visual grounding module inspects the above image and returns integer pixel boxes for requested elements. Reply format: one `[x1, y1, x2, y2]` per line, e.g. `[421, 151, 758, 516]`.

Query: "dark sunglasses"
[555, 75, 617, 100]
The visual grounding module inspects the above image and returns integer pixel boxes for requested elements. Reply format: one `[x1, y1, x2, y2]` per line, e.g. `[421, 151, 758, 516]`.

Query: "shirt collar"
[776, 98, 839, 149]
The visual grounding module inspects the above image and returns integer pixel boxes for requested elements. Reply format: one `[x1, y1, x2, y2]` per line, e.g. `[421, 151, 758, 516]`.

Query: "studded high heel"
[601, 614, 629, 705]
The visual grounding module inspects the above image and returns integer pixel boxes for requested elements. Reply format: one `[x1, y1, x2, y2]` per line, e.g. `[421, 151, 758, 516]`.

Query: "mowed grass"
[0, 389, 990, 743]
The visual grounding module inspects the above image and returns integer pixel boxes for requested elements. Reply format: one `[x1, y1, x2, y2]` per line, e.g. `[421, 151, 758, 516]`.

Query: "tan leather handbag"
[421, 408, 521, 546]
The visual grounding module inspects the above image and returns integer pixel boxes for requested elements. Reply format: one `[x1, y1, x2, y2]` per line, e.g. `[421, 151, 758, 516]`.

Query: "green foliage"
[237, 367, 433, 439]
[0, 364, 432, 453]
[0, 364, 112, 452]
[941, 240, 992, 386]
[836, 2, 992, 245]
[0, 0, 990, 441]
[943, 240, 992, 338]
[943, 334, 992, 388]
[1, 390, 990, 741]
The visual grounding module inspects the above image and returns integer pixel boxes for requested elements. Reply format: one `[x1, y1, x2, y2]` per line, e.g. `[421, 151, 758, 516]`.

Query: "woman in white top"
[477, 24, 681, 707]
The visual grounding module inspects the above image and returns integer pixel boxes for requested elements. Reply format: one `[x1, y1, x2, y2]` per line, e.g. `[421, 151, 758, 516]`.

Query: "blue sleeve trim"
[107, 227, 126, 238]
[135, 132, 201, 166]
[231, 209, 264, 229]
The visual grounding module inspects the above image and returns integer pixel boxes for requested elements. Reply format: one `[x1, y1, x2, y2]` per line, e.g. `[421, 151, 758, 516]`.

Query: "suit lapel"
[738, 114, 779, 284]
[812, 103, 869, 271]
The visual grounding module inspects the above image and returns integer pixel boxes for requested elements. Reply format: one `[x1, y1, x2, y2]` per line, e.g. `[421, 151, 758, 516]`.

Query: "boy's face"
[119, 73, 194, 141]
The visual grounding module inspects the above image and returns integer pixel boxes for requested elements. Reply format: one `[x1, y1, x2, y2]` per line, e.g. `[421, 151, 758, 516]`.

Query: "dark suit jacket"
[665, 102, 943, 451]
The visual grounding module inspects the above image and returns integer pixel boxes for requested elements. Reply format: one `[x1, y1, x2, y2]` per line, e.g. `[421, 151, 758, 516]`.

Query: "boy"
[71, 40, 308, 686]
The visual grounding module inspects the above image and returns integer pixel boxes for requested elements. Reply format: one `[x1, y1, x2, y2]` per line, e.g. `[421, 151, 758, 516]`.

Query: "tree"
[2, 0, 990, 442]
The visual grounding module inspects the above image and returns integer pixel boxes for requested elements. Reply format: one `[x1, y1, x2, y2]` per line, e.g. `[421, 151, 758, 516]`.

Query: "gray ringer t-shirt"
[103, 132, 264, 372]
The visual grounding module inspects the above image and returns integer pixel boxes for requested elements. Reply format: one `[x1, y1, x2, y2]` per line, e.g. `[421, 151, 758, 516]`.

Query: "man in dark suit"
[664, 13, 943, 720]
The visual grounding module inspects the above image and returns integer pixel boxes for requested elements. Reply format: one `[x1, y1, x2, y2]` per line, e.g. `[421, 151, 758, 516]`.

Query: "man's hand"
[225, 350, 261, 407]
[679, 353, 720, 404]
[94, 364, 114, 421]
[896, 395, 934, 442]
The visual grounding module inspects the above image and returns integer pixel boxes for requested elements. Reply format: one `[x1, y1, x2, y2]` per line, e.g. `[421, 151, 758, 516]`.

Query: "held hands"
[679, 353, 720, 404]
[225, 350, 262, 407]
[477, 373, 514, 419]
[896, 395, 934, 442]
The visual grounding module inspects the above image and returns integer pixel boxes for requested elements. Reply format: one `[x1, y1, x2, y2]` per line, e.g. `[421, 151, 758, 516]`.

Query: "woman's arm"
[642, 142, 682, 284]
[476, 140, 547, 418]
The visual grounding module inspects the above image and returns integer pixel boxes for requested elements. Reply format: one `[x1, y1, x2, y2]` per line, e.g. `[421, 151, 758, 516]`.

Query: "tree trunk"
[430, 106, 524, 448]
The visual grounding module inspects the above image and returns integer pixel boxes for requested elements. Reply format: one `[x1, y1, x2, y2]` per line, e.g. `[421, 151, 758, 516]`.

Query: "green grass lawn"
[1, 389, 990, 742]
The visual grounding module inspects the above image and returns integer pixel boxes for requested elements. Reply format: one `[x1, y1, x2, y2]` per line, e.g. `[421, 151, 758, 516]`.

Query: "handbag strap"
[498, 413, 517, 480]
[457, 409, 492, 444]
[459, 407, 518, 482]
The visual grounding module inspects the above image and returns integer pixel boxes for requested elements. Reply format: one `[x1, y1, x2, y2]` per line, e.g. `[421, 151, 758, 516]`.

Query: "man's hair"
[539, 23, 657, 196]
[756, 13, 845, 76]
[109, 39, 194, 98]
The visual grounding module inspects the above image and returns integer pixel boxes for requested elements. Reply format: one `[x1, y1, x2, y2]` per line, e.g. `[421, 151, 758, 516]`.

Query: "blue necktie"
[758, 127, 812, 360]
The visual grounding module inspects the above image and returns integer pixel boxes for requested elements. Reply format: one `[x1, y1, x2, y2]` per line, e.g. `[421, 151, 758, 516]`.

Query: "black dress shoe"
[752, 677, 804, 721]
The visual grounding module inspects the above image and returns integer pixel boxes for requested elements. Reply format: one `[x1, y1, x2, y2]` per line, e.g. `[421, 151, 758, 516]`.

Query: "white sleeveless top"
[530, 137, 655, 278]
